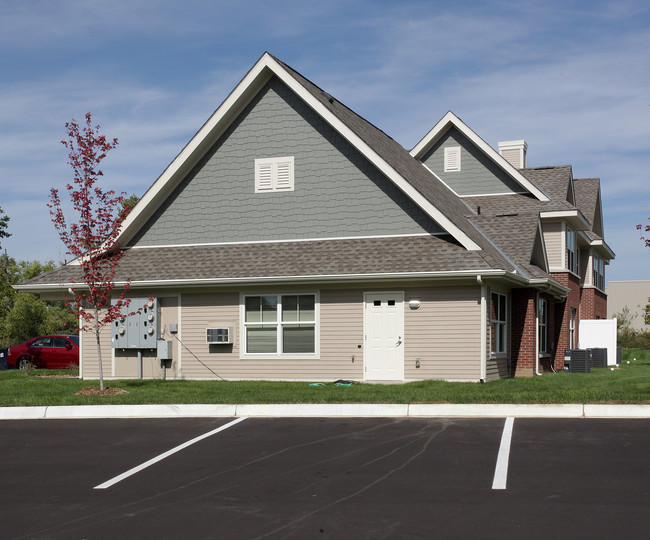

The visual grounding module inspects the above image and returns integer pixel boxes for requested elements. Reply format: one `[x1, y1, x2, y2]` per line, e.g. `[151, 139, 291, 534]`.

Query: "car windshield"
[69, 335, 79, 345]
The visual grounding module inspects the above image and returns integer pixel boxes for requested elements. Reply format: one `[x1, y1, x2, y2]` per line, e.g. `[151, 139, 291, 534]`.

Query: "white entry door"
[364, 292, 405, 381]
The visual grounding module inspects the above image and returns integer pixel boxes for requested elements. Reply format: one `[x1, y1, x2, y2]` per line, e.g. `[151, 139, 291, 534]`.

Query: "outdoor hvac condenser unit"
[589, 348, 608, 369]
[564, 349, 591, 373]
[206, 327, 233, 344]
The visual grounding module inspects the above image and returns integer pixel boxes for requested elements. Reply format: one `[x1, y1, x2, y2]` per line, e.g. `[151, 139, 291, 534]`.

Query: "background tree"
[0, 206, 10, 249]
[0, 257, 77, 346]
[49, 113, 135, 391]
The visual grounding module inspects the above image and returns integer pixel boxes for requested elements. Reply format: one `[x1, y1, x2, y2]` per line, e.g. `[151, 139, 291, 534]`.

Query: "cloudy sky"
[1, 0, 648, 284]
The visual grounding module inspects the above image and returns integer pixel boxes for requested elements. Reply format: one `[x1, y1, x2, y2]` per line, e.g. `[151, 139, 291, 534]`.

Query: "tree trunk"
[94, 309, 104, 391]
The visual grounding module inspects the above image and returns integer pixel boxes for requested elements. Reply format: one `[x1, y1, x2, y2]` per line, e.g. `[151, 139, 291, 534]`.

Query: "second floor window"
[593, 256, 605, 290]
[566, 227, 578, 274]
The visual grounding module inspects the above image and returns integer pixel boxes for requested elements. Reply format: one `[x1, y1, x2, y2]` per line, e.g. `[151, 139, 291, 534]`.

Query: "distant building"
[607, 280, 650, 331]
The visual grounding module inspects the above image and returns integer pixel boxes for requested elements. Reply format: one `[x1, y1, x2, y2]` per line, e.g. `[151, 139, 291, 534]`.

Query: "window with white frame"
[490, 292, 507, 354]
[566, 226, 578, 274]
[444, 146, 461, 172]
[538, 298, 548, 354]
[593, 255, 605, 290]
[243, 294, 316, 355]
[255, 156, 294, 192]
[570, 307, 577, 349]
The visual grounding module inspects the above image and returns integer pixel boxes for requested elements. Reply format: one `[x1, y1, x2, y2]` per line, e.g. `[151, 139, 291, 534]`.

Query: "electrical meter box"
[111, 297, 160, 349]
[157, 340, 173, 360]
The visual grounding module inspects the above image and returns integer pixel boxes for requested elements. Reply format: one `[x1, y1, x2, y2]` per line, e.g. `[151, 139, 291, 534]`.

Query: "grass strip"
[1, 349, 648, 407]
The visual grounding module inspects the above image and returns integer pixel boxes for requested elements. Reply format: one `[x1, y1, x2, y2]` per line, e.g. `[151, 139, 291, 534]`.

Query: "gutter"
[15, 269, 513, 293]
[477, 275, 487, 382]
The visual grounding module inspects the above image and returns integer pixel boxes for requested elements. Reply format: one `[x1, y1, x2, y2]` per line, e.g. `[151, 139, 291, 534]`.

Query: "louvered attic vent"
[255, 156, 294, 192]
[444, 146, 461, 172]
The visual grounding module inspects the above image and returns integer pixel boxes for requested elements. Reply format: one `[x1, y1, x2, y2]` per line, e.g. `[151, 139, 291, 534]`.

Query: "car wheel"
[17, 357, 33, 370]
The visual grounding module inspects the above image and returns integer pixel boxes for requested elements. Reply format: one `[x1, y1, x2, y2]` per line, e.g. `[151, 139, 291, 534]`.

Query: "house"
[18, 53, 615, 382]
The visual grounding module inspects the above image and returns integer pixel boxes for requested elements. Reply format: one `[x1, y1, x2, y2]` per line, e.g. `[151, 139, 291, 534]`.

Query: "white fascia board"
[591, 239, 615, 259]
[540, 210, 590, 230]
[266, 60, 481, 251]
[410, 112, 550, 202]
[16, 269, 510, 293]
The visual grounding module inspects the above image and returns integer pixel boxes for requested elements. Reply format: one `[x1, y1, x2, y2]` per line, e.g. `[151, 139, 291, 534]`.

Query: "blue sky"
[1, 0, 648, 284]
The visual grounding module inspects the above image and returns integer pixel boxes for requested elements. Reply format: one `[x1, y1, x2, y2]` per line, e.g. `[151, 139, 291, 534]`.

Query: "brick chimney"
[498, 140, 528, 169]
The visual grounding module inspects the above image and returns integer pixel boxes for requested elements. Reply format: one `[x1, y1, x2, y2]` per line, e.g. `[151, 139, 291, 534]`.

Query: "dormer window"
[255, 156, 294, 192]
[444, 146, 461, 172]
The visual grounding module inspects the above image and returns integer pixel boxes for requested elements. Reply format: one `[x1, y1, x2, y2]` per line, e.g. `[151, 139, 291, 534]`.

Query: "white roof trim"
[15, 269, 514, 292]
[410, 111, 550, 202]
[115, 54, 481, 252]
[590, 239, 615, 259]
[540, 210, 590, 230]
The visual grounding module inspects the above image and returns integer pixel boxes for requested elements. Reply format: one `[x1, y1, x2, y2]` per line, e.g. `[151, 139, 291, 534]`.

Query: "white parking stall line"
[492, 417, 514, 490]
[94, 417, 248, 490]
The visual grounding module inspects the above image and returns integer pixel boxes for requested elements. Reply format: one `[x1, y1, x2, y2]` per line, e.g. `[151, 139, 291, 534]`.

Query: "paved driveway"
[1, 417, 648, 539]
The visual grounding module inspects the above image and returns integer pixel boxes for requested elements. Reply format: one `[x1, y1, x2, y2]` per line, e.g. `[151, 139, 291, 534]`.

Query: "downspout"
[535, 291, 542, 376]
[478, 275, 487, 382]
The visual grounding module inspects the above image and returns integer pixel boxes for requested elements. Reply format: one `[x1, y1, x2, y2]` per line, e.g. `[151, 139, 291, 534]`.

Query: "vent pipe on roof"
[498, 140, 528, 169]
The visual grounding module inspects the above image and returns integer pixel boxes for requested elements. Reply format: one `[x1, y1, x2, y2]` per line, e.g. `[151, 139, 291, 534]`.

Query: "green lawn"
[1, 349, 649, 407]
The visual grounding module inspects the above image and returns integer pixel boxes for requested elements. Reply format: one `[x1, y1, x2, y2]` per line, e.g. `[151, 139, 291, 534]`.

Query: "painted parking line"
[94, 417, 248, 490]
[492, 416, 514, 490]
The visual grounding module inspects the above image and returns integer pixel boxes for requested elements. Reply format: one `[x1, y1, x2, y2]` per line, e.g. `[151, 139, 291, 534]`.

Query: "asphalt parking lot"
[1, 417, 649, 539]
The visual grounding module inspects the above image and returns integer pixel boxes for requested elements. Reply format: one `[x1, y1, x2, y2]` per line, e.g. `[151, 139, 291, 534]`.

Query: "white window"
[566, 226, 578, 274]
[444, 146, 461, 172]
[490, 292, 507, 354]
[593, 256, 605, 290]
[243, 294, 316, 355]
[255, 156, 294, 192]
[538, 298, 548, 353]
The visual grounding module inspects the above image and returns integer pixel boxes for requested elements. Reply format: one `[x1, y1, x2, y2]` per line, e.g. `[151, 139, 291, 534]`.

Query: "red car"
[7, 335, 79, 370]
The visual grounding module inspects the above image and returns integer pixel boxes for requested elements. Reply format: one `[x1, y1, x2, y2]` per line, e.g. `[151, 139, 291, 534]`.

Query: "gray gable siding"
[420, 127, 524, 196]
[129, 77, 442, 248]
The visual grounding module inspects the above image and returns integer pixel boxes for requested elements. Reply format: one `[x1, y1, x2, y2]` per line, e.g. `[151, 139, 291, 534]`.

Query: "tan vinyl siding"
[80, 285, 488, 382]
[179, 291, 240, 379]
[403, 286, 482, 381]
[486, 357, 509, 381]
[320, 289, 364, 380]
[176, 289, 364, 380]
[485, 287, 511, 381]
[543, 221, 564, 269]
[80, 315, 113, 379]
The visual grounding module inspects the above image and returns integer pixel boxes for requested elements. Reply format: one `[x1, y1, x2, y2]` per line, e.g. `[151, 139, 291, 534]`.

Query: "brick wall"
[581, 287, 608, 319]
[550, 272, 581, 369]
[510, 288, 537, 377]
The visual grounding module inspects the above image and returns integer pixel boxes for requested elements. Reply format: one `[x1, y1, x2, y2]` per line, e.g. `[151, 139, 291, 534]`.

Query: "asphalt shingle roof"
[22, 235, 514, 288]
[573, 177, 601, 233]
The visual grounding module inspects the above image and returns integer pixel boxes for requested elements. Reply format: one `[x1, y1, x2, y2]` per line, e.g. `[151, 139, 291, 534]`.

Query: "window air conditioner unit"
[206, 327, 232, 344]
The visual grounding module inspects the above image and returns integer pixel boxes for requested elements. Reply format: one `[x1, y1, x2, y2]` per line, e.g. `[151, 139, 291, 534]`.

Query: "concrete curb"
[1, 403, 650, 419]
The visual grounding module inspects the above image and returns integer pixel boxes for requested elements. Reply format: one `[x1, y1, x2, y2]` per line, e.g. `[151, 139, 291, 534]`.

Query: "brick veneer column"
[581, 287, 608, 319]
[550, 272, 581, 369]
[511, 288, 537, 377]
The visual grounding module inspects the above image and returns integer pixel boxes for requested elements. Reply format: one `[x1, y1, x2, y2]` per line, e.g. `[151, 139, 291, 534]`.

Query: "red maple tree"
[637, 217, 650, 249]
[49, 113, 135, 391]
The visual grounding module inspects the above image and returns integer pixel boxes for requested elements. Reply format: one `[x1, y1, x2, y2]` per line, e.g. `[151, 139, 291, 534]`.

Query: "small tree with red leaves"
[637, 217, 650, 324]
[49, 113, 135, 391]
[638, 217, 650, 250]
